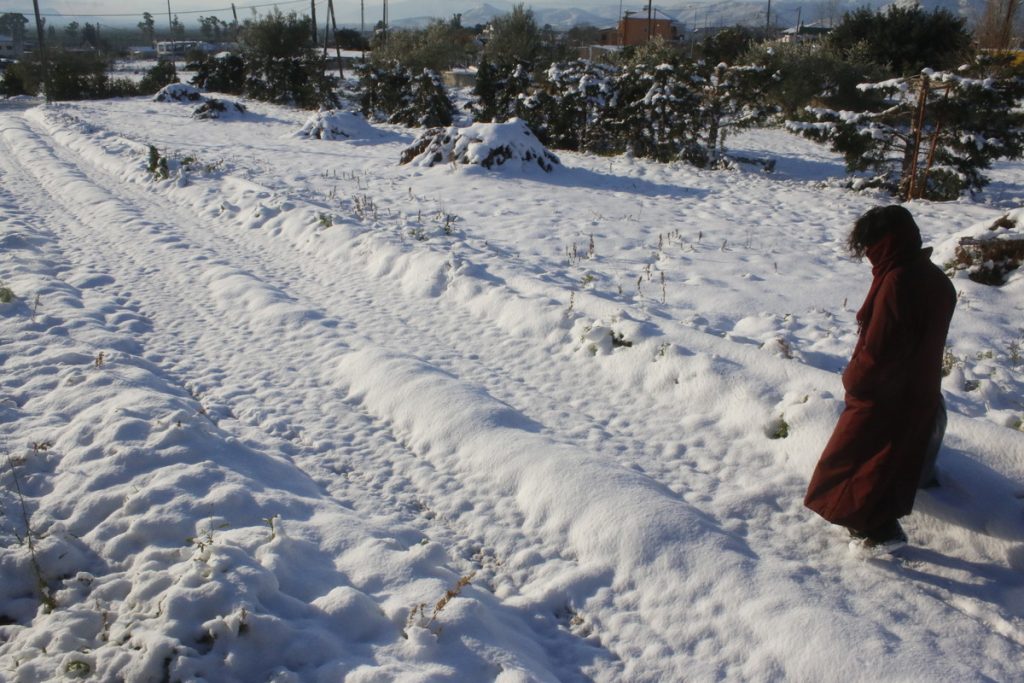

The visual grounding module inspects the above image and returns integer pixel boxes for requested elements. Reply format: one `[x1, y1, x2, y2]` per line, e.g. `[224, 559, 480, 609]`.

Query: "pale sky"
[0, 0, 613, 27]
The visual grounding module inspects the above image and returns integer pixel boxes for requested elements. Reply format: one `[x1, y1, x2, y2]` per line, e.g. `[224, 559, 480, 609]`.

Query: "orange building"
[600, 16, 679, 46]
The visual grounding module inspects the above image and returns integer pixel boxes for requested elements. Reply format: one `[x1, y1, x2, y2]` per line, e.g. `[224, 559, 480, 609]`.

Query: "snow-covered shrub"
[606, 62, 703, 162]
[526, 60, 619, 152]
[137, 61, 179, 96]
[192, 98, 247, 120]
[693, 62, 774, 166]
[292, 109, 380, 140]
[357, 62, 413, 121]
[154, 83, 203, 103]
[788, 64, 1024, 200]
[400, 119, 559, 172]
[190, 52, 246, 95]
[390, 69, 455, 128]
[357, 63, 455, 128]
[0, 280, 15, 304]
[471, 58, 533, 123]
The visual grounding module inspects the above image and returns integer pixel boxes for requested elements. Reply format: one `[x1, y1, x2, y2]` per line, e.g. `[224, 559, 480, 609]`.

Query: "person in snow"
[804, 205, 956, 549]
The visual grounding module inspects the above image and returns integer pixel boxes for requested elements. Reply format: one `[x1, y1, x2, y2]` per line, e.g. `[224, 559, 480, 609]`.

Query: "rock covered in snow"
[153, 83, 203, 103]
[292, 109, 382, 141]
[400, 118, 559, 172]
[934, 208, 1024, 285]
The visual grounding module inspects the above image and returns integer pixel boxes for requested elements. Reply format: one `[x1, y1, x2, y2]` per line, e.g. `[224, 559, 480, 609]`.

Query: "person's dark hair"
[847, 205, 919, 257]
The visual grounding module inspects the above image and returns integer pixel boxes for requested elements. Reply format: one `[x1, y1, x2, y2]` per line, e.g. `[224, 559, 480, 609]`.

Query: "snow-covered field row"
[1, 95, 1022, 681]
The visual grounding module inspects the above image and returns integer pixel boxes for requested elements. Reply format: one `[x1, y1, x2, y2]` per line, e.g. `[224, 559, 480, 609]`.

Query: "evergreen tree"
[693, 62, 773, 165]
[357, 63, 455, 128]
[484, 4, 542, 67]
[357, 62, 413, 121]
[789, 62, 1024, 200]
[0, 13, 28, 45]
[827, 6, 973, 76]
[190, 52, 245, 94]
[471, 58, 532, 122]
[606, 62, 702, 162]
[170, 15, 186, 41]
[391, 69, 455, 127]
[239, 9, 337, 109]
[138, 12, 155, 44]
[534, 60, 618, 152]
[370, 18, 473, 72]
[743, 40, 886, 117]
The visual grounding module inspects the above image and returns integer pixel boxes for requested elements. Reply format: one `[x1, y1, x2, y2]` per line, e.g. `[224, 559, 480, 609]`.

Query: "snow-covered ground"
[0, 92, 1022, 682]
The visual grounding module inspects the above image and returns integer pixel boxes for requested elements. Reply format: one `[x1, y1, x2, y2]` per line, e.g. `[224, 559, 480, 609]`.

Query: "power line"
[1, 0, 320, 18]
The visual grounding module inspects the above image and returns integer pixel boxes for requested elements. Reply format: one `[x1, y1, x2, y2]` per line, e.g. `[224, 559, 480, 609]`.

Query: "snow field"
[0, 95, 1022, 681]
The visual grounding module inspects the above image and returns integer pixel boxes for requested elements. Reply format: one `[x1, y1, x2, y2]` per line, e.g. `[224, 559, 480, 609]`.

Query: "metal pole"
[647, 1, 653, 42]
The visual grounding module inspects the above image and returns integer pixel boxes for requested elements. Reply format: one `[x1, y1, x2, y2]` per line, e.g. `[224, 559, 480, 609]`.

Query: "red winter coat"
[804, 226, 956, 532]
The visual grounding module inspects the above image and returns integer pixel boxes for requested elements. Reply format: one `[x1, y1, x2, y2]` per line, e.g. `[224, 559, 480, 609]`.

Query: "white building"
[156, 41, 216, 58]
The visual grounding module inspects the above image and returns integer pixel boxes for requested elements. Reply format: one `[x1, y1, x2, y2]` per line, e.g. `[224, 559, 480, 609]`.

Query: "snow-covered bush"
[694, 62, 774, 166]
[605, 62, 703, 163]
[390, 69, 455, 128]
[399, 119, 559, 172]
[524, 60, 619, 152]
[471, 58, 533, 123]
[292, 109, 380, 140]
[357, 63, 455, 128]
[357, 62, 412, 121]
[190, 52, 246, 95]
[788, 65, 1024, 200]
[192, 98, 247, 120]
[154, 83, 203, 103]
[136, 61, 179, 96]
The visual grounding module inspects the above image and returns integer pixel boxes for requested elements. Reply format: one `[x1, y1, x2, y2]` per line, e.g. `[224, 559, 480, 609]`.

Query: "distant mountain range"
[32, 0, 988, 32]
[379, 0, 987, 31]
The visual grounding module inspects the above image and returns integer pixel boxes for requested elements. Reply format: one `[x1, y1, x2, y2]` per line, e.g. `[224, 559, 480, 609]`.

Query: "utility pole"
[166, 0, 176, 77]
[361, 0, 365, 61]
[647, 1, 654, 42]
[310, 0, 318, 44]
[382, 0, 388, 43]
[231, 3, 239, 40]
[31, 0, 49, 102]
[328, 0, 343, 78]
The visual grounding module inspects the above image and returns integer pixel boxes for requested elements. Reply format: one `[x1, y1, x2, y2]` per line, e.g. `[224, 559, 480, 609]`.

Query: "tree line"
[1, 3, 1021, 200]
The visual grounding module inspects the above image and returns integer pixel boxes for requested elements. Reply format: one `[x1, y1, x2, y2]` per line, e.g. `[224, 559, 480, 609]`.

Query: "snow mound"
[192, 98, 247, 121]
[291, 109, 381, 140]
[400, 118, 559, 172]
[153, 83, 203, 103]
